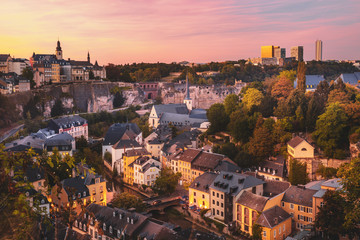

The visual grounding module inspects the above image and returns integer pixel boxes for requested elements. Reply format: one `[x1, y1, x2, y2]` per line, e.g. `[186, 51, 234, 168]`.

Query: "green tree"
[288, 159, 308, 185]
[75, 136, 88, 153]
[207, 103, 229, 133]
[315, 191, 346, 240]
[213, 142, 238, 160]
[312, 103, 349, 158]
[110, 192, 145, 212]
[224, 94, 239, 116]
[296, 61, 306, 93]
[51, 99, 65, 117]
[316, 165, 338, 179]
[337, 158, 360, 235]
[242, 88, 264, 111]
[278, 69, 296, 82]
[113, 91, 125, 108]
[21, 66, 35, 89]
[252, 223, 263, 240]
[153, 167, 181, 195]
[248, 124, 274, 162]
[227, 110, 250, 143]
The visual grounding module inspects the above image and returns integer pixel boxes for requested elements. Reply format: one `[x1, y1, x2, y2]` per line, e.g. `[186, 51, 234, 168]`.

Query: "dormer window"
[78, 193, 81, 198]
[103, 223, 106, 231]
[41, 199, 45, 204]
[75, 220, 78, 227]
[84, 213, 87, 218]
[37, 174, 41, 179]
[117, 230, 121, 238]
[73, 195, 76, 200]
[83, 225, 86, 231]
[109, 226, 112, 234]
[83, 191, 86, 197]
[24, 176, 28, 181]
[25, 192, 29, 197]
[79, 222, 82, 230]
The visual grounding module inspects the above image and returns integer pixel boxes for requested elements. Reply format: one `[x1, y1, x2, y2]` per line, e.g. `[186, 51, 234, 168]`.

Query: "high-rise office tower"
[274, 47, 286, 58]
[291, 46, 304, 61]
[315, 40, 322, 61]
[261, 46, 274, 58]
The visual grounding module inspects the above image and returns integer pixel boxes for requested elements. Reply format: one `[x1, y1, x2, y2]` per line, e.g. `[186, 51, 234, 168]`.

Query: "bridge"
[145, 198, 181, 213]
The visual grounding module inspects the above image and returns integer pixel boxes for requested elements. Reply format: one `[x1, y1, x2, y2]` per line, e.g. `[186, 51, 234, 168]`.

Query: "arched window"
[301, 148, 307, 151]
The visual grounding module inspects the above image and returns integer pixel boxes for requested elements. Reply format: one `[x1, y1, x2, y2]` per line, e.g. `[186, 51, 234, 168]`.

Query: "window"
[263, 231, 267, 237]
[290, 203, 294, 209]
[83, 191, 86, 197]
[202, 194, 205, 199]
[283, 224, 285, 232]
[301, 148, 307, 151]
[274, 229, 276, 237]
[221, 194, 223, 199]
[221, 203, 223, 208]
[213, 209, 215, 215]
[320, 202, 324, 207]
[103, 223, 106, 231]
[194, 192, 196, 196]
[281, 201, 284, 207]
[212, 192, 215, 196]
[221, 211, 223, 217]
[194, 198, 196, 203]
[213, 200, 215, 204]
[309, 208, 313, 213]
[217, 193, 219, 198]
[217, 210, 219, 215]
[217, 201, 219, 206]
[109, 226, 112, 234]
[279, 226, 281, 234]
[78, 193, 81, 198]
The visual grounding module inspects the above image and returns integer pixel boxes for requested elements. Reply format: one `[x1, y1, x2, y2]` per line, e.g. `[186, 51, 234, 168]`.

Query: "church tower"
[183, 74, 193, 111]
[55, 39, 63, 60]
[87, 51, 90, 63]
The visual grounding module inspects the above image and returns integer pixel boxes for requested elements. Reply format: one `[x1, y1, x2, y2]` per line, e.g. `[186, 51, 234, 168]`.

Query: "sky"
[0, 0, 359, 65]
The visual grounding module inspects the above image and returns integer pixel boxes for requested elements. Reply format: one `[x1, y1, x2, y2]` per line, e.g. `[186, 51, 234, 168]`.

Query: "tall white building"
[315, 40, 322, 61]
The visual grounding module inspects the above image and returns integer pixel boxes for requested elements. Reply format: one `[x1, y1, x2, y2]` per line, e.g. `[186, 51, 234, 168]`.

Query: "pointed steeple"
[87, 51, 90, 63]
[185, 73, 191, 100]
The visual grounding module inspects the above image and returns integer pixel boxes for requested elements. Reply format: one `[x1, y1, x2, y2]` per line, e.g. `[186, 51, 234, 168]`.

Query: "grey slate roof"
[45, 132, 74, 147]
[294, 75, 325, 91]
[214, 160, 241, 173]
[321, 178, 342, 189]
[48, 115, 87, 130]
[5, 135, 44, 153]
[103, 123, 141, 145]
[153, 104, 189, 115]
[338, 72, 360, 85]
[189, 172, 218, 193]
[287, 136, 306, 148]
[256, 206, 291, 229]
[210, 171, 264, 196]
[0, 54, 11, 61]
[62, 176, 90, 199]
[313, 189, 327, 198]
[113, 139, 141, 149]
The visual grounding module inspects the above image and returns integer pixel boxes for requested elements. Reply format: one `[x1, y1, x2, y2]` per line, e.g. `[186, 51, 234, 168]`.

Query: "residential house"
[132, 156, 162, 186]
[72, 204, 177, 240]
[145, 138, 164, 158]
[189, 172, 217, 210]
[8, 58, 28, 75]
[287, 136, 315, 159]
[281, 185, 317, 230]
[122, 148, 151, 185]
[21, 187, 51, 216]
[0, 54, 11, 73]
[4, 135, 45, 154]
[44, 132, 75, 156]
[257, 156, 286, 181]
[209, 172, 264, 223]
[102, 123, 142, 172]
[256, 206, 292, 240]
[50, 174, 107, 213]
[47, 115, 88, 140]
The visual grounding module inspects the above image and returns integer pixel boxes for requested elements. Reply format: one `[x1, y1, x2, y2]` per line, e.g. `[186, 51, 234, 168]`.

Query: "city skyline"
[0, 0, 359, 64]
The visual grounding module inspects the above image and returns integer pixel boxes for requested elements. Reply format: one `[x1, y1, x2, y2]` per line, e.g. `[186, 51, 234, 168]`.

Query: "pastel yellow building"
[123, 148, 150, 185]
[281, 186, 317, 230]
[51, 63, 60, 83]
[287, 136, 314, 159]
[145, 139, 164, 158]
[257, 206, 292, 240]
[189, 172, 217, 209]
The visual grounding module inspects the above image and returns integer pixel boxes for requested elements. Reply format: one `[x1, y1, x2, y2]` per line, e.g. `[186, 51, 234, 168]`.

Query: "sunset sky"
[0, 0, 359, 65]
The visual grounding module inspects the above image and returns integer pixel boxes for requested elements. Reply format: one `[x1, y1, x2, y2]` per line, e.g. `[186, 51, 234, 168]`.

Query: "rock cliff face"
[8, 81, 244, 118]
[160, 82, 244, 109]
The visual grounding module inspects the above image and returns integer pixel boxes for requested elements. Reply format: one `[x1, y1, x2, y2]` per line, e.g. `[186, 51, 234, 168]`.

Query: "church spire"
[185, 73, 191, 100]
[55, 39, 63, 60]
[87, 51, 90, 63]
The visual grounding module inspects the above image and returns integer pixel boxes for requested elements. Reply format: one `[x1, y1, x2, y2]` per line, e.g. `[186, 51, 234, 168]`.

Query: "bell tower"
[183, 74, 193, 111]
[55, 39, 63, 60]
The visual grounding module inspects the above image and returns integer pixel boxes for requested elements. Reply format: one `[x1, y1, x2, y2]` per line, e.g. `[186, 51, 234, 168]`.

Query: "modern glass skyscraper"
[291, 46, 304, 61]
[315, 40, 322, 61]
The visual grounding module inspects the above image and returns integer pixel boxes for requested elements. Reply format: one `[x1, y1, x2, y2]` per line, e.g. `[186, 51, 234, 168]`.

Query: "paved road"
[0, 124, 24, 143]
